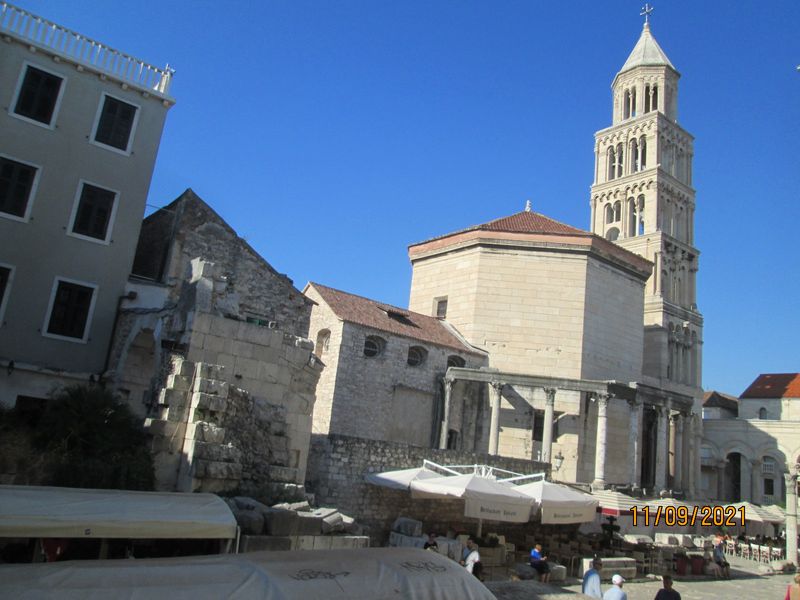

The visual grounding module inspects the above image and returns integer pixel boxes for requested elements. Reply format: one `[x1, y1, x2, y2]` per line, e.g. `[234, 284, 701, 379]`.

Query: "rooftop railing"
[0, 2, 173, 97]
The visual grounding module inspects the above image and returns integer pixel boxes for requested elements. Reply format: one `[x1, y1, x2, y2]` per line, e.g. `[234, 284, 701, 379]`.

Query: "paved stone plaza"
[487, 560, 795, 599]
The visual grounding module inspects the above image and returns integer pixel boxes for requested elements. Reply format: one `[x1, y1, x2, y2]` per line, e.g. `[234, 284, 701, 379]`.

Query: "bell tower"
[589, 19, 703, 396]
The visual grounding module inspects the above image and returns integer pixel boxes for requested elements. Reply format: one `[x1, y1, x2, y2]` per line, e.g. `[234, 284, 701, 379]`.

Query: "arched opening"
[724, 452, 742, 501]
[637, 195, 645, 235]
[363, 335, 385, 358]
[607, 147, 616, 181]
[627, 198, 636, 237]
[447, 355, 466, 368]
[624, 89, 631, 119]
[652, 85, 659, 112]
[758, 407, 768, 420]
[407, 346, 427, 367]
[761, 456, 777, 502]
[115, 328, 158, 418]
[639, 136, 647, 169]
[314, 329, 330, 358]
[605, 227, 620, 242]
[605, 203, 614, 224]
[616, 143, 624, 178]
[630, 138, 639, 173]
[613, 201, 621, 221]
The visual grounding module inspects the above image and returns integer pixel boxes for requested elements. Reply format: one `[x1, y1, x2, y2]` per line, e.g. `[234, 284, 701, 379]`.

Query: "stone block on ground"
[312, 536, 333, 550]
[233, 509, 264, 535]
[240, 535, 292, 553]
[296, 512, 323, 535]
[263, 508, 299, 537]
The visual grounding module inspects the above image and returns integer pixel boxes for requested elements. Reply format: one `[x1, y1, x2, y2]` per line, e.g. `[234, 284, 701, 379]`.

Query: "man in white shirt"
[602, 574, 627, 600]
[460, 538, 481, 577]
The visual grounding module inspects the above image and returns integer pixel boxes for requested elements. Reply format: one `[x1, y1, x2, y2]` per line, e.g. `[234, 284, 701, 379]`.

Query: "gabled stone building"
[304, 282, 486, 447]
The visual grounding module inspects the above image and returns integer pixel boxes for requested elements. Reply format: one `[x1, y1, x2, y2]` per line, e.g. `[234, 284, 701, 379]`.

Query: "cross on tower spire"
[640, 3, 654, 24]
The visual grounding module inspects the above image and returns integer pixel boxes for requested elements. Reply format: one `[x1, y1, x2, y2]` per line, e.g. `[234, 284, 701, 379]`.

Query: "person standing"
[581, 557, 603, 598]
[654, 574, 681, 600]
[460, 538, 482, 579]
[602, 574, 627, 600]
[529, 543, 551, 583]
[784, 573, 800, 600]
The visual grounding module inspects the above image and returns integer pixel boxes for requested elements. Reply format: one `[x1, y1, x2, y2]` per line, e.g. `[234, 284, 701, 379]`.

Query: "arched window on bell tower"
[616, 143, 624, 178]
[627, 198, 636, 237]
[607, 147, 616, 181]
[605, 203, 614, 224]
[624, 89, 631, 119]
[637, 195, 645, 235]
[639, 136, 647, 169]
[630, 138, 639, 173]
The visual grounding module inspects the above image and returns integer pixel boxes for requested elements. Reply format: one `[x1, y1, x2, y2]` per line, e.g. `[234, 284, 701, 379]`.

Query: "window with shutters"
[0, 156, 39, 221]
[12, 64, 64, 127]
[68, 182, 118, 243]
[92, 94, 139, 153]
[43, 278, 98, 342]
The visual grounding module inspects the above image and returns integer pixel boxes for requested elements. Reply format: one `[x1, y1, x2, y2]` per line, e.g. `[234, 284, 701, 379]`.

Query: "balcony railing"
[0, 2, 173, 97]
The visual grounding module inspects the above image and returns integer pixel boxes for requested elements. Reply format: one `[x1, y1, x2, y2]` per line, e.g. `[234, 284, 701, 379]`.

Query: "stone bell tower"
[589, 19, 703, 399]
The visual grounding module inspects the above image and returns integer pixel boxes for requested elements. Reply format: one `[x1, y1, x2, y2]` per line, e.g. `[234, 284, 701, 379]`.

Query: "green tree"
[34, 385, 154, 490]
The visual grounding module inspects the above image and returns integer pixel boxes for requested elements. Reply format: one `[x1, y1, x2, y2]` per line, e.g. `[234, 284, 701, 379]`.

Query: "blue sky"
[15, 1, 799, 396]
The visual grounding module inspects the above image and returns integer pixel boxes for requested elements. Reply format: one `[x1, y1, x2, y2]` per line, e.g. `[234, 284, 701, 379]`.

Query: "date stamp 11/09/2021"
[629, 505, 746, 528]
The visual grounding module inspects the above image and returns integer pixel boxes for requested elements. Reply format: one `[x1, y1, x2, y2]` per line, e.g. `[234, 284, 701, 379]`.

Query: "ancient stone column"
[541, 387, 556, 463]
[592, 393, 610, 490]
[682, 412, 693, 496]
[654, 404, 669, 492]
[785, 471, 798, 566]
[439, 377, 454, 449]
[750, 459, 762, 504]
[673, 413, 684, 491]
[627, 399, 642, 487]
[488, 381, 503, 455]
[716, 460, 727, 500]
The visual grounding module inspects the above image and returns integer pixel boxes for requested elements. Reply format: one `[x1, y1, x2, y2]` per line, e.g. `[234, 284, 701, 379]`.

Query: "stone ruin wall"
[305, 433, 551, 546]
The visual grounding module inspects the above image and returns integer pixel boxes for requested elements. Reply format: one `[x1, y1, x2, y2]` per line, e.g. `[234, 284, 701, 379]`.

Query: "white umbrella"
[589, 489, 639, 517]
[515, 480, 598, 524]
[410, 472, 535, 535]
[363, 466, 441, 490]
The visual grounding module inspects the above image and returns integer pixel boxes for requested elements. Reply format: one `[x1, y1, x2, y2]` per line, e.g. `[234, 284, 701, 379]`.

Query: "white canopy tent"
[0, 485, 238, 540]
[0, 547, 496, 600]
[515, 480, 598, 524]
[363, 465, 442, 490]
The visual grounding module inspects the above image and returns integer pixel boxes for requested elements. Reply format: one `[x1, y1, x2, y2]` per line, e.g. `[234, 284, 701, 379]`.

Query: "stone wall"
[306, 433, 550, 545]
[146, 353, 315, 501]
[132, 189, 312, 338]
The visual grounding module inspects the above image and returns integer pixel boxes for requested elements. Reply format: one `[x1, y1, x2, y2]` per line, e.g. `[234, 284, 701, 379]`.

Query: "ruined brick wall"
[132, 190, 311, 338]
[305, 434, 550, 546]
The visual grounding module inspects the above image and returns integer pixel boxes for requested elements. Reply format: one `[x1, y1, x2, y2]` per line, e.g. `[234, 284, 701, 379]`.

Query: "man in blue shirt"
[581, 557, 603, 598]
[529, 543, 550, 583]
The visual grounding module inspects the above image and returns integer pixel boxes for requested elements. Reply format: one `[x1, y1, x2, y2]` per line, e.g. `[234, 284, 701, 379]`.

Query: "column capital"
[750, 458, 762, 468]
[543, 387, 557, 404]
[627, 398, 641, 409]
[443, 376, 454, 389]
[785, 471, 798, 485]
[594, 392, 611, 407]
[489, 380, 504, 393]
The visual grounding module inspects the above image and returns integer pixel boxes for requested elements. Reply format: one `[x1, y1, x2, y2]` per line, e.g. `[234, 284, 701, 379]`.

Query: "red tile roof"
[414, 210, 590, 246]
[476, 210, 590, 236]
[307, 282, 484, 355]
[741, 373, 800, 399]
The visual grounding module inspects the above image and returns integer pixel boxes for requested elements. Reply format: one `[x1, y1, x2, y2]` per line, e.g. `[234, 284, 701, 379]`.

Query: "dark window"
[0, 158, 36, 218]
[446, 355, 465, 368]
[364, 335, 385, 358]
[764, 478, 775, 496]
[94, 96, 137, 151]
[0, 266, 10, 307]
[533, 409, 544, 442]
[72, 183, 116, 240]
[14, 66, 63, 124]
[436, 298, 448, 319]
[47, 281, 94, 339]
[407, 346, 427, 367]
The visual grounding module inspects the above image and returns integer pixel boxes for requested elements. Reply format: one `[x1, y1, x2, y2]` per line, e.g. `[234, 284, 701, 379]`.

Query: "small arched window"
[613, 201, 621, 222]
[759, 407, 768, 420]
[447, 355, 466, 368]
[363, 335, 385, 358]
[605, 227, 620, 242]
[637, 195, 645, 235]
[407, 346, 427, 367]
[624, 89, 631, 119]
[630, 138, 639, 173]
[627, 198, 636, 237]
[314, 329, 330, 358]
[607, 147, 616, 181]
[616, 143, 624, 178]
[639, 136, 647, 169]
[605, 203, 614, 224]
